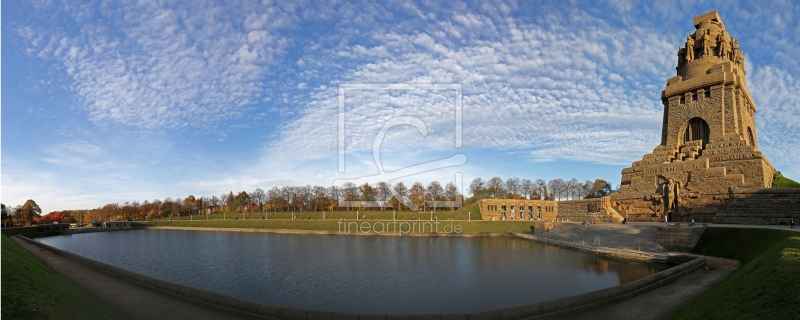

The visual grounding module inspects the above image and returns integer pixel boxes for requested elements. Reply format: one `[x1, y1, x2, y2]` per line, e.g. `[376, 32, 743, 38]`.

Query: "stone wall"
[555, 198, 619, 223]
[656, 226, 706, 252]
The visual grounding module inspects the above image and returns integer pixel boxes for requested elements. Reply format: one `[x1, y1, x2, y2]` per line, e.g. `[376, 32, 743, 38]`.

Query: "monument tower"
[613, 11, 775, 222]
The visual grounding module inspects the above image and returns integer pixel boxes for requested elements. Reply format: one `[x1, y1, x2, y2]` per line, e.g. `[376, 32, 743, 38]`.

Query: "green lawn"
[157, 202, 484, 222]
[136, 219, 534, 234]
[1, 234, 127, 320]
[670, 228, 800, 319]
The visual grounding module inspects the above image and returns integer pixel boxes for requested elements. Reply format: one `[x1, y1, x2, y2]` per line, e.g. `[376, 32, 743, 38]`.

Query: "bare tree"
[251, 188, 266, 212]
[342, 182, 358, 201]
[427, 181, 444, 201]
[376, 182, 392, 203]
[469, 177, 485, 199]
[534, 179, 547, 200]
[393, 182, 409, 210]
[521, 179, 534, 199]
[444, 182, 459, 201]
[506, 177, 521, 198]
[487, 176, 505, 199]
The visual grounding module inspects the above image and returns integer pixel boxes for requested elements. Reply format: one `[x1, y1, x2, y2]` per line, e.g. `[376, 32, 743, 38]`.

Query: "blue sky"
[2, 0, 799, 213]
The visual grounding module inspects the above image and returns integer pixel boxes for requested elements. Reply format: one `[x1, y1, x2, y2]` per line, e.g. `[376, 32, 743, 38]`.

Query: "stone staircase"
[714, 188, 800, 224]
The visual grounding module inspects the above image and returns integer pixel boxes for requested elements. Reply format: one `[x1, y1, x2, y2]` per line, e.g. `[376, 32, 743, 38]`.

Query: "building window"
[692, 93, 697, 101]
[680, 96, 685, 104]
[705, 90, 711, 99]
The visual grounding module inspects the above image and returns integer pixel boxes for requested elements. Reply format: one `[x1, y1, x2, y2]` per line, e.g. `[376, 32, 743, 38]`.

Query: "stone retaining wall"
[20, 231, 705, 320]
[555, 199, 614, 223]
[656, 226, 706, 252]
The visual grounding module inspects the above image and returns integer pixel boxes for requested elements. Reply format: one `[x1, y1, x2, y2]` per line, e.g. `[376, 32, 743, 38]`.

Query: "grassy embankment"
[1, 232, 126, 319]
[157, 201, 483, 222]
[138, 202, 542, 234]
[671, 228, 800, 319]
[773, 175, 800, 188]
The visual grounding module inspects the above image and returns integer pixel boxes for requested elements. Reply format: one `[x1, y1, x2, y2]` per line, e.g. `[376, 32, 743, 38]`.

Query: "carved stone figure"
[701, 29, 712, 59]
[718, 31, 729, 61]
[685, 36, 695, 61]
[665, 179, 677, 211]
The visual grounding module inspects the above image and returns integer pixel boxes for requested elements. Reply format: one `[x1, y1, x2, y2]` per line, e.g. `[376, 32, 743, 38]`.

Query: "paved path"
[547, 221, 799, 319]
[13, 236, 259, 320]
[564, 257, 739, 320]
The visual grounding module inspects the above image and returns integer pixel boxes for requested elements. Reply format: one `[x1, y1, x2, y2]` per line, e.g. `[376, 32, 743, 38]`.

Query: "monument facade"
[479, 11, 798, 224]
[614, 11, 775, 222]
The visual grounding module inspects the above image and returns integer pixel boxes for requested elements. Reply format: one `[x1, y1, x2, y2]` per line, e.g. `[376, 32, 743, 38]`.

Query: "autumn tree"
[409, 182, 426, 211]
[359, 183, 377, 202]
[18, 199, 42, 225]
[183, 196, 197, 215]
[36, 211, 71, 224]
[585, 179, 613, 198]
[469, 177, 486, 200]
[233, 191, 250, 213]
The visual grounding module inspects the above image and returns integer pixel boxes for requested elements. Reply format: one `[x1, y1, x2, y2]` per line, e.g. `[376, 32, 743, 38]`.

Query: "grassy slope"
[670, 228, 800, 319]
[159, 202, 484, 222]
[137, 219, 533, 234]
[773, 175, 800, 188]
[1, 234, 127, 320]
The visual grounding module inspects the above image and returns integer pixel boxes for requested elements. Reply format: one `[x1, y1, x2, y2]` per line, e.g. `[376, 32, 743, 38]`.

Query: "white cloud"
[40, 141, 109, 169]
[269, 8, 670, 166]
[18, 1, 293, 131]
[749, 66, 800, 178]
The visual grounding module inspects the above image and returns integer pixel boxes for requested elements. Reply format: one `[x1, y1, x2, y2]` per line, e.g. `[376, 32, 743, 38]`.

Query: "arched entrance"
[747, 127, 755, 147]
[682, 118, 710, 147]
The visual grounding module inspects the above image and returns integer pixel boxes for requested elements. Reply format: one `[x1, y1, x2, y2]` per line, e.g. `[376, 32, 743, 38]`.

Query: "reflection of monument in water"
[614, 11, 775, 222]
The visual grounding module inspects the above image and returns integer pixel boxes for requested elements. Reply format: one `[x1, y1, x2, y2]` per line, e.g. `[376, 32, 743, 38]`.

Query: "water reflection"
[38, 230, 668, 315]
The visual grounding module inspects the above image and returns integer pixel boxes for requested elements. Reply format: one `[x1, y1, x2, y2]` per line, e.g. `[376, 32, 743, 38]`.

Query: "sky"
[2, 0, 799, 213]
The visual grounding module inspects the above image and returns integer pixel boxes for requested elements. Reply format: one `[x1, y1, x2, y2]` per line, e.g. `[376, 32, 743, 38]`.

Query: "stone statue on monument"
[685, 35, 695, 61]
[718, 31, 729, 61]
[701, 29, 712, 59]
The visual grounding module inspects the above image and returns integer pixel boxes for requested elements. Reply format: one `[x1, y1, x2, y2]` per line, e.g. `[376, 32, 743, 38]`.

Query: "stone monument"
[613, 11, 775, 222]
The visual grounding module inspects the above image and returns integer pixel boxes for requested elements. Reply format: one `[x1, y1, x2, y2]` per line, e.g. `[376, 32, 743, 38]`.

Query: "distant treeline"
[1, 177, 613, 226]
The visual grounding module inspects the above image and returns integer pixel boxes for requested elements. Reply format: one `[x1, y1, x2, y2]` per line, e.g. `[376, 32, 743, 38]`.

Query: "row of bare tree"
[3, 177, 613, 225]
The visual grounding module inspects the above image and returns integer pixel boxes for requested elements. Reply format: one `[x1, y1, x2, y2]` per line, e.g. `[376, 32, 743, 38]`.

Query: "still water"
[37, 229, 668, 314]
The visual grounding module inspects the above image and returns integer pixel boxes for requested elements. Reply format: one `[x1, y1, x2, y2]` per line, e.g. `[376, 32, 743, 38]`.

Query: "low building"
[478, 199, 558, 221]
[425, 201, 463, 211]
[103, 221, 131, 229]
[40, 223, 70, 232]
